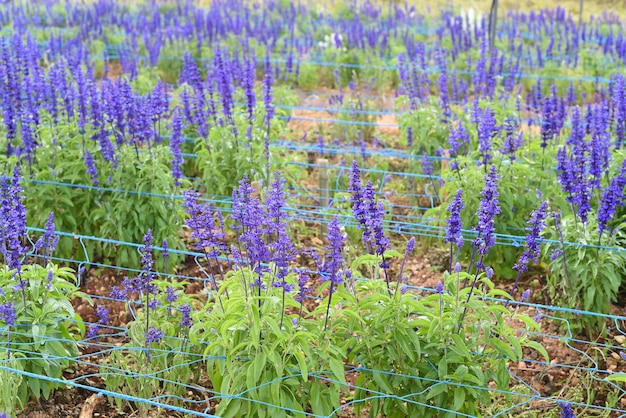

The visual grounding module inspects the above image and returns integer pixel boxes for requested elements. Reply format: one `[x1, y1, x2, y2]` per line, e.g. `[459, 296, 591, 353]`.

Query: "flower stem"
[323, 282, 335, 331]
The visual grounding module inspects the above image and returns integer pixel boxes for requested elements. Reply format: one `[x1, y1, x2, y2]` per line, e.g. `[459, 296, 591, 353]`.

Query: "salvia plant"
[78, 168, 550, 417]
[0, 167, 90, 415]
[105, 229, 199, 414]
[3, 1, 626, 416]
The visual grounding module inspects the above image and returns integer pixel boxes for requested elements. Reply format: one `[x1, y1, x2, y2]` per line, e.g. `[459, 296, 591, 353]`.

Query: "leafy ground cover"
[0, 0, 626, 417]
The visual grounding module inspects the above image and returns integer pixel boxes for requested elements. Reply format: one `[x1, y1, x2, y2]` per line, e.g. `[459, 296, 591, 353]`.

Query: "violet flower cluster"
[478, 107, 497, 168]
[184, 189, 227, 259]
[510, 201, 548, 297]
[473, 165, 501, 266]
[0, 166, 27, 276]
[267, 174, 296, 291]
[86, 305, 110, 339]
[0, 300, 16, 328]
[34, 212, 59, 262]
[110, 230, 158, 305]
[445, 189, 465, 270]
[349, 161, 390, 265]
[598, 161, 626, 237]
[169, 109, 185, 187]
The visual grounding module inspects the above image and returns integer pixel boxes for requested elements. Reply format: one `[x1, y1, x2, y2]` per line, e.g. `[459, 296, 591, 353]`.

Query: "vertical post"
[488, 0, 499, 50]
[579, 0, 584, 28]
[318, 159, 329, 236]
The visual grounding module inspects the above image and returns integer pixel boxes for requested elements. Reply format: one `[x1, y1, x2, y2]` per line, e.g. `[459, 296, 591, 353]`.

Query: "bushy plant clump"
[0, 168, 90, 415]
[101, 167, 548, 417]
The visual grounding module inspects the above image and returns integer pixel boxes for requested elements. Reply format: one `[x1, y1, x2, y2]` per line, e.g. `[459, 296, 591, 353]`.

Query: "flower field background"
[1, 0, 626, 417]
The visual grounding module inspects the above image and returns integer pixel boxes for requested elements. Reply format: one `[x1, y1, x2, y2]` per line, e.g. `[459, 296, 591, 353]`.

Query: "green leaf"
[425, 382, 448, 400]
[329, 358, 346, 385]
[41, 380, 51, 400]
[310, 383, 324, 415]
[217, 398, 241, 418]
[606, 373, 626, 382]
[372, 370, 393, 394]
[294, 351, 308, 383]
[28, 377, 41, 399]
[450, 334, 471, 358]
[526, 340, 550, 362]
[382, 249, 403, 259]
[453, 365, 469, 381]
[351, 254, 382, 271]
[252, 350, 266, 383]
[453, 386, 466, 411]
[489, 337, 518, 360]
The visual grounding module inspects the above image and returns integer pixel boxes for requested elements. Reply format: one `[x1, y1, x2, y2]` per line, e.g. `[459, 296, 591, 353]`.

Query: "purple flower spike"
[86, 325, 99, 339]
[406, 237, 416, 253]
[184, 189, 226, 258]
[619, 352, 626, 361]
[162, 240, 169, 260]
[421, 153, 434, 176]
[84, 150, 98, 187]
[435, 282, 444, 294]
[473, 166, 501, 265]
[0, 301, 16, 327]
[267, 173, 295, 287]
[558, 402, 576, 418]
[514, 202, 548, 273]
[1, 166, 27, 273]
[550, 249, 563, 261]
[478, 108, 497, 167]
[179, 304, 193, 328]
[169, 109, 184, 187]
[87, 304, 109, 339]
[35, 212, 59, 258]
[598, 161, 626, 237]
[445, 189, 465, 249]
[323, 217, 346, 286]
[145, 326, 164, 344]
[165, 287, 178, 303]
[449, 120, 469, 157]
[322, 217, 347, 330]
[294, 268, 311, 304]
[96, 305, 109, 325]
[521, 289, 531, 302]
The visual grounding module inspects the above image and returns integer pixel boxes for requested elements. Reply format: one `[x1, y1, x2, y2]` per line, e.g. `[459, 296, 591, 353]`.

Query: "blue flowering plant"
[542, 210, 626, 335]
[13, 68, 189, 270]
[187, 174, 347, 417]
[183, 52, 296, 198]
[93, 141, 188, 270]
[103, 230, 199, 414]
[427, 112, 555, 278]
[328, 71, 379, 144]
[330, 163, 548, 417]
[0, 168, 90, 414]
